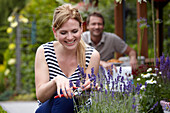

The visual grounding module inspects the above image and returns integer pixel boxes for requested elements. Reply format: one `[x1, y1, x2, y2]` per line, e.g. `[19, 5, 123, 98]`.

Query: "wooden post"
[156, 6, 163, 57]
[16, 14, 21, 92]
[114, 0, 124, 59]
[136, 0, 148, 58]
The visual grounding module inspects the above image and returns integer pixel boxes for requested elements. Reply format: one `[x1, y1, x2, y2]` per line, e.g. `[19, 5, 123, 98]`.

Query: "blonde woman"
[35, 4, 100, 113]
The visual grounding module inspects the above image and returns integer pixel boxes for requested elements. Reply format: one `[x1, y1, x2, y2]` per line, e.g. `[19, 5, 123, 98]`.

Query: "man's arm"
[124, 46, 137, 69]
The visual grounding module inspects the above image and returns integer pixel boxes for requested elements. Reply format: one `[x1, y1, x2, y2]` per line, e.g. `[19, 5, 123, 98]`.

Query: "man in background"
[82, 12, 137, 71]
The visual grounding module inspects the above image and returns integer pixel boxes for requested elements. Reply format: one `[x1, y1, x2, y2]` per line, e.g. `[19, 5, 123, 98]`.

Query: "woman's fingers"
[62, 84, 68, 99]
[81, 79, 90, 90]
[65, 84, 72, 99]
[55, 76, 73, 99]
[57, 83, 61, 98]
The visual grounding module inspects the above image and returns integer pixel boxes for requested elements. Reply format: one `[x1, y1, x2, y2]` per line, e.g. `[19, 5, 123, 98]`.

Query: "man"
[82, 12, 137, 70]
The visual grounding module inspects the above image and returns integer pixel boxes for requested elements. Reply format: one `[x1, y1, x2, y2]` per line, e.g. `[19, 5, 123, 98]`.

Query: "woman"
[35, 4, 100, 113]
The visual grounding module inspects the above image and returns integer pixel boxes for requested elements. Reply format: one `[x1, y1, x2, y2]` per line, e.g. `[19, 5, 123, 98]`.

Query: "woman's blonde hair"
[52, 4, 86, 69]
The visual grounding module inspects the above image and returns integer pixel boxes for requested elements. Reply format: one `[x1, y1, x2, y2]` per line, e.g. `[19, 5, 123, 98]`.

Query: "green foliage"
[0, 0, 27, 24]
[20, 43, 37, 94]
[0, 90, 14, 101]
[0, 26, 9, 64]
[13, 93, 36, 101]
[98, 0, 115, 32]
[3, 42, 16, 90]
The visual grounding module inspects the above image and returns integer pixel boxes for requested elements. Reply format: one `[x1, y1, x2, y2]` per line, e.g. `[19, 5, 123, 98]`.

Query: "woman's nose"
[67, 32, 73, 39]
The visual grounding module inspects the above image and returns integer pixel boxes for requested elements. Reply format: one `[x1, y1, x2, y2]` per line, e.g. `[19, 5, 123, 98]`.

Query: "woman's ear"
[52, 27, 57, 37]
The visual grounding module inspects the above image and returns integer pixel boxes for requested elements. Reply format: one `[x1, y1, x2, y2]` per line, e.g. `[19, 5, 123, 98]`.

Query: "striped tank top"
[43, 41, 94, 83]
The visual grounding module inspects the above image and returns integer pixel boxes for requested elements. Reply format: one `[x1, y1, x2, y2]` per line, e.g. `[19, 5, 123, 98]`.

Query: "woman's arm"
[35, 46, 57, 103]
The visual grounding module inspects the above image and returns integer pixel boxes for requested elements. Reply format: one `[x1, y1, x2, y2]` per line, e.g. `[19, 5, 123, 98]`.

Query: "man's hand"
[130, 56, 137, 70]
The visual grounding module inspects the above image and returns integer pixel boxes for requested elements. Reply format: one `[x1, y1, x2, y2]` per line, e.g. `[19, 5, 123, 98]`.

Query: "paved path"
[0, 101, 38, 113]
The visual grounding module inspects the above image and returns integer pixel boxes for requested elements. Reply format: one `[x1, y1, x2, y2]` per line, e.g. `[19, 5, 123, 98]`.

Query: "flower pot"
[160, 100, 170, 113]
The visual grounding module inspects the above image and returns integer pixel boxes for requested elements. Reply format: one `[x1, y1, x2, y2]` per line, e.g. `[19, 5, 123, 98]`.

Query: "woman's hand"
[54, 76, 72, 99]
[81, 79, 98, 91]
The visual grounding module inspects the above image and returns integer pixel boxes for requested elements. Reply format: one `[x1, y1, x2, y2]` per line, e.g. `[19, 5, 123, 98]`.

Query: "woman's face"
[54, 18, 82, 50]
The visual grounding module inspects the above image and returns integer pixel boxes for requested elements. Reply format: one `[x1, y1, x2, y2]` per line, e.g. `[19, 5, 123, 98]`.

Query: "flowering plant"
[72, 66, 148, 113]
[134, 54, 170, 112]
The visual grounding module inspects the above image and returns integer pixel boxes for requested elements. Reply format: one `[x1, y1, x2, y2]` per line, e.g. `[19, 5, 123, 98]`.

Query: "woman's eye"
[72, 29, 78, 33]
[60, 31, 66, 35]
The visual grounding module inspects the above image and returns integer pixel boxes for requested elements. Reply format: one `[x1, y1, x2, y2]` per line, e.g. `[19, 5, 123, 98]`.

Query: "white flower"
[155, 68, 158, 71]
[10, 21, 18, 28]
[138, 0, 147, 3]
[4, 69, 10, 76]
[21, 18, 29, 23]
[159, 71, 162, 74]
[7, 16, 15, 22]
[159, 84, 161, 87]
[141, 73, 151, 78]
[137, 78, 141, 81]
[140, 85, 146, 90]
[146, 77, 157, 84]
[19, 15, 29, 23]
[147, 68, 152, 72]
[138, 0, 142, 3]
[116, 0, 122, 3]
[150, 73, 157, 76]
[8, 58, 16, 65]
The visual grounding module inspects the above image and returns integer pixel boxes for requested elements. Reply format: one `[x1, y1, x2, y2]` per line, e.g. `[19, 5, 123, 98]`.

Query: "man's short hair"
[86, 12, 105, 25]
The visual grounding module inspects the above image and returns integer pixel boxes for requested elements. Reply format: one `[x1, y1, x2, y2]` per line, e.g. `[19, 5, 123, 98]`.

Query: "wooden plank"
[156, 4, 163, 57]
[114, 1, 124, 59]
[136, 0, 148, 58]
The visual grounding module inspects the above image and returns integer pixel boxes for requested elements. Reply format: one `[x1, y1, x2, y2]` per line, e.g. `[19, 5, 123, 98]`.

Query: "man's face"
[87, 16, 104, 37]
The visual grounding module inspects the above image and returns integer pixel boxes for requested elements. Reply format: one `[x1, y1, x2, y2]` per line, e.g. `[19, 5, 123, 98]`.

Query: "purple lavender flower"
[145, 81, 147, 87]
[100, 83, 103, 89]
[111, 91, 114, 98]
[119, 67, 122, 74]
[105, 88, 108, 95]
[88, 74, 91, 79]
[120, 76, 124, 83]
[111, 63, 114, 71]
[91, 67, 94, 75]
[150, 101, 158, 111]
[133, 96, 136, 103]
[97, 73, 100, 81]
[156, 57, 159, 67]
[93, 75, 97, 87]
[120, 84, 122, 92]
[76, 80, 80, 87]
[69, 80, 73, 87]
[111, 81, 114, 90]
[132, 104, 136, 109]
[90, 77, 94, 82]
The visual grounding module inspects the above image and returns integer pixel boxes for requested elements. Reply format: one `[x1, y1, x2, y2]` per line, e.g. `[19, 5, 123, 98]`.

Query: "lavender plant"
[74, 66, 142, 113]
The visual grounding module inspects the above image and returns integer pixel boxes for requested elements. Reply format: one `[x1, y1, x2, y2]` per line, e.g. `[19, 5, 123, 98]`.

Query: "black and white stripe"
[43, 41, 94, 84]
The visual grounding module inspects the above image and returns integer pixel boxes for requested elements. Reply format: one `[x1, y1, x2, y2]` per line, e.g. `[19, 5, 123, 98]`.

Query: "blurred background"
[0, 0, 169, 102]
